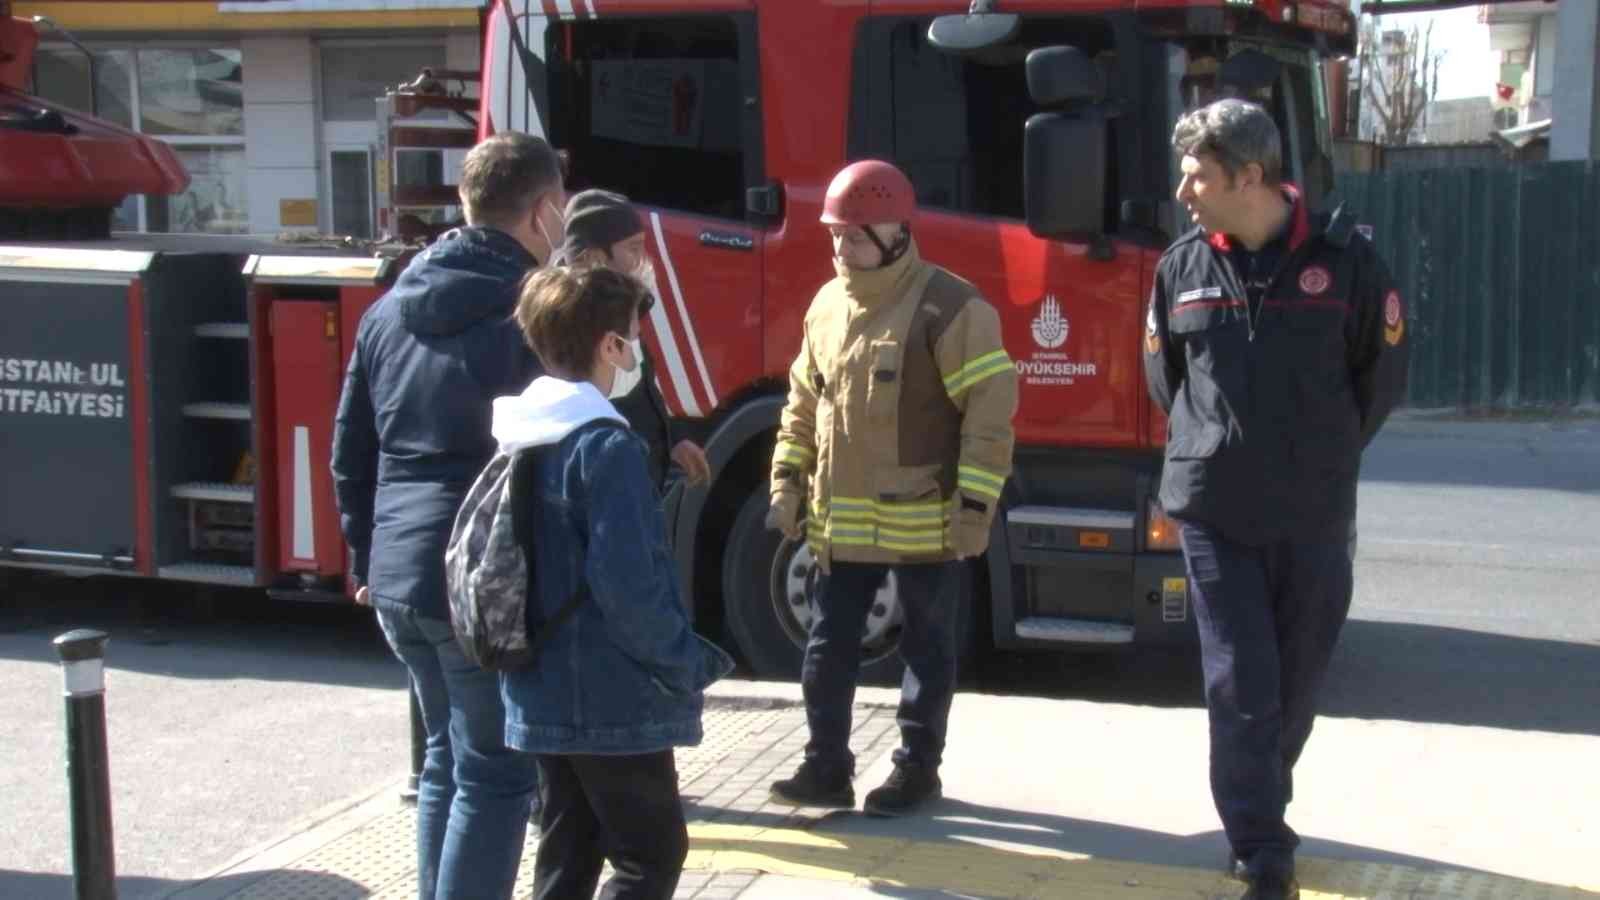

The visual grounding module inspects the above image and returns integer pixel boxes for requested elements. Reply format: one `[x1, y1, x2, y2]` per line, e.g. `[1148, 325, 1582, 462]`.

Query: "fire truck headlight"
[1146, 501, 1182, 552]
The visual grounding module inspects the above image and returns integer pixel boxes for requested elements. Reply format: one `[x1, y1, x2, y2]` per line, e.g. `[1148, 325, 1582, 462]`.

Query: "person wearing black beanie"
[555, 189, 710, 492]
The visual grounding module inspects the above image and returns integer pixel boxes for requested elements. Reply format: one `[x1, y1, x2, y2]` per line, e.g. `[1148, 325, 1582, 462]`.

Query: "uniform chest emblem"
[1298, 266, 1332, 296]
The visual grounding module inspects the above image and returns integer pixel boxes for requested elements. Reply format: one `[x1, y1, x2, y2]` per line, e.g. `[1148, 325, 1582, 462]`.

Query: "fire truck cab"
[478, 0, 1354, 678]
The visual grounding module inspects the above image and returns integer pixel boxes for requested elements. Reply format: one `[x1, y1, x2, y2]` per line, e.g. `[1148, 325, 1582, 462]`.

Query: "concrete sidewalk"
[161, 682, 1600, 900]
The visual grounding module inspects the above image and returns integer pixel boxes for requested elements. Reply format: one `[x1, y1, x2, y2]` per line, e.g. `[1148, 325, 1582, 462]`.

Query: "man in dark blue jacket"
[331, 132, 564, 900]
[1145, 99, 1408, 900]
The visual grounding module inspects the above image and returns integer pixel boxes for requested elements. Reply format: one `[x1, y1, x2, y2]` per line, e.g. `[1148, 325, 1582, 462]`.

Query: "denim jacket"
[492, 377, 734, 755]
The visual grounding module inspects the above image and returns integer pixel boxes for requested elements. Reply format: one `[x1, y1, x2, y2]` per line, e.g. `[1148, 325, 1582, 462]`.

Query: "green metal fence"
[1332, 163, 1600, 410]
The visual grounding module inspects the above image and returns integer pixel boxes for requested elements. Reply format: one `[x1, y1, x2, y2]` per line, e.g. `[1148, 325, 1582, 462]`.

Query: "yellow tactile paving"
[680, 823, 1600, 900]
[197, 704, 1598, 900]
[212, 806, 1599, 899]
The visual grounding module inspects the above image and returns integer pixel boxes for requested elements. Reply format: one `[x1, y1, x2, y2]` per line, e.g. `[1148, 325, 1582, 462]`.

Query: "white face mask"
[535, 199, 565, 254]
[607, 336, 645, 399]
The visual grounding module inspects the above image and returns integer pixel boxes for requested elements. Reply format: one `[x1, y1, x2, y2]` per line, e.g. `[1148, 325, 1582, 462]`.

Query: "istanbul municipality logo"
[1031, 295, 1068, 350]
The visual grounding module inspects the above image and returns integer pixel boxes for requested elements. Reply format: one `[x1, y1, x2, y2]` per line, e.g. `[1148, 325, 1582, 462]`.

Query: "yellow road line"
[684, 823, 1600, 899]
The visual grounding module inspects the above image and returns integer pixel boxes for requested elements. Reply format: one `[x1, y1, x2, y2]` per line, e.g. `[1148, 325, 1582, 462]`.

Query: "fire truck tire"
[721, 487, 977, 684]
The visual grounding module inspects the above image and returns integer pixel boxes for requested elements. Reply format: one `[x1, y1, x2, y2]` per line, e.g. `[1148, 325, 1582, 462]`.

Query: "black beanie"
[557, 189, 644, 264]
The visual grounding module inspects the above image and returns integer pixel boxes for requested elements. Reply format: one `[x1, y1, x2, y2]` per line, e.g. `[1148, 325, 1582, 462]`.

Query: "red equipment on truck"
[2, 0, 1359, 678]
[1, 0, 399, 596]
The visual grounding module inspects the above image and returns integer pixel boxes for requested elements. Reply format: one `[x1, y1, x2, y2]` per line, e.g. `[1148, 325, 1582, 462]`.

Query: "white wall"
[241, 36, 321, 234]
[1551, 0, 1600, 160]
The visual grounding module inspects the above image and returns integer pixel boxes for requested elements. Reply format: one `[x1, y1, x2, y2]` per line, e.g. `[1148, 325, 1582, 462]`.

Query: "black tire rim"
[767, 537, 903, 665]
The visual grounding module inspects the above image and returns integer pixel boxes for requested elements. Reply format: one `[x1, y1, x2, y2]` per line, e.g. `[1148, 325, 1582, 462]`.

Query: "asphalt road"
[984, 414, 1600, 738]
[1, 414, 1596, 898]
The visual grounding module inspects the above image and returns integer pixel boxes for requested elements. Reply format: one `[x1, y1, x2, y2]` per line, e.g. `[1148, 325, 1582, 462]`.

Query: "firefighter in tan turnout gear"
[766, 160, 1018, 817]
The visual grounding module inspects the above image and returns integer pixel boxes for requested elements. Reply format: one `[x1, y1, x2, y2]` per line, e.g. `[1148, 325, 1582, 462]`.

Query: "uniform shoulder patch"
[1383, 290, 1405, 345]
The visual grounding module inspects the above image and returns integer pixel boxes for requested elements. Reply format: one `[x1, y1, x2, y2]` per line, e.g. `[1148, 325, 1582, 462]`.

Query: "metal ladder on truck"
[374, 69, 480, 246]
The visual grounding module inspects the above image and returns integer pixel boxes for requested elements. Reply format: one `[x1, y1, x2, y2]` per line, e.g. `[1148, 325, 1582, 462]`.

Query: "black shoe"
[769, 760, 855, 808]
[1239, 861, 1299, 900]
[862, 763, 942, 817]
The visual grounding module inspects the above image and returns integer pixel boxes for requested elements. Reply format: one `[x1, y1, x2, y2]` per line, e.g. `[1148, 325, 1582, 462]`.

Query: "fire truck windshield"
[1163, 40, 1334, 233]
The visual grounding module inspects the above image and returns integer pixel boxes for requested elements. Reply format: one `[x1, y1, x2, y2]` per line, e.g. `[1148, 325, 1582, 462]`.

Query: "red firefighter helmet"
[820, 160, 915, 226]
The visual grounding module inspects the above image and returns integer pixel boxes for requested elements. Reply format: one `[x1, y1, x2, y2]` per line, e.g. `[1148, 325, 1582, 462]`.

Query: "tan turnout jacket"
[771, 241, 1018, 568]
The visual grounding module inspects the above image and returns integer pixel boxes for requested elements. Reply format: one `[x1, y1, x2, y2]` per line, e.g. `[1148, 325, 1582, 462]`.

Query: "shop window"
[138, 49, 243, 137]
[30, 48, 134, 129]
[146, 146, 248, 235]
[321, 44, 446, 122]
[29, 44, 246, 234]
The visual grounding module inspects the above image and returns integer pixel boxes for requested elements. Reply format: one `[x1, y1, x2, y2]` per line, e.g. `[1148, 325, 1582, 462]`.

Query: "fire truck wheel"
[721, 487, 976, 684]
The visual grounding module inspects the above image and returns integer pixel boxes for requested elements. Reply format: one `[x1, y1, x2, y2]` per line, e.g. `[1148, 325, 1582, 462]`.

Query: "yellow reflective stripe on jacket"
[812, 496, 951, 554]
[943, 349, 1013, 398]
[774, 441, 816, 470]
[957, 465, 1006, 500]
[827, 496, 949, 525]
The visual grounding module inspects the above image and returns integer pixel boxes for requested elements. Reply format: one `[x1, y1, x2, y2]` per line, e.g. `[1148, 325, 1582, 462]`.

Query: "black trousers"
[1179, 521, 1354, 870]
[802, 560, 960, 773]
[533, 750, 687, 900]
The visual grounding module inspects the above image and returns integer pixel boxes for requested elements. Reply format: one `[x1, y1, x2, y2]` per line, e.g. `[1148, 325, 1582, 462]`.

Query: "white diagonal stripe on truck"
[649, 212, 719, 409]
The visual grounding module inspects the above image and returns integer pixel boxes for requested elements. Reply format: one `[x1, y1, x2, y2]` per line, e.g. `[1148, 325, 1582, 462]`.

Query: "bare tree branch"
[1359, 19, 1445, 145]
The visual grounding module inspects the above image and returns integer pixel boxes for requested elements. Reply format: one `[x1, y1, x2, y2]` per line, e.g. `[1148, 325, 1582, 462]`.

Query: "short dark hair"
[457, 133, 564, 228]
[1172, 98, 1283, 185]
[514, 266, 649, 378]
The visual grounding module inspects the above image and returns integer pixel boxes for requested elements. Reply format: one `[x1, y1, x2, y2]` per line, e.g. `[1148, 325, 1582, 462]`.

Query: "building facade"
[20, 0, 481, 237]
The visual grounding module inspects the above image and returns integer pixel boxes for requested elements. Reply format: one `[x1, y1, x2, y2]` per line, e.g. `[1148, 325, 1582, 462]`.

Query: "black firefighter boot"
[1239, 853, 1300, 900]
[769, 759, 855, 809]
[863, 761, 942, 817]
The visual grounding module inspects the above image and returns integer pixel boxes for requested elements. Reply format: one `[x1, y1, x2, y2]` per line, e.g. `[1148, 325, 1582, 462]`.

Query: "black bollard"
[54, 629, 116, 900]
[401, 681, 424, 804]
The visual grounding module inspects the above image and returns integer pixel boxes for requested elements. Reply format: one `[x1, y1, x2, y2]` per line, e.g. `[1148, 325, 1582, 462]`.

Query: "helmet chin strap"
[864, 224, 911, 268]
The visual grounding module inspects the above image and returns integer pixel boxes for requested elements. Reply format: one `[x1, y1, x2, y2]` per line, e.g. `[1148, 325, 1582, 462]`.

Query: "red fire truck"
[2, 0, 1356, 680]
[469, 0, 1357, 678]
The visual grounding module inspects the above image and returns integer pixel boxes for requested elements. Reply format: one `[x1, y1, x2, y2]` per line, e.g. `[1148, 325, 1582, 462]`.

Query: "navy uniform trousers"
[1178, 520, 1355, 872]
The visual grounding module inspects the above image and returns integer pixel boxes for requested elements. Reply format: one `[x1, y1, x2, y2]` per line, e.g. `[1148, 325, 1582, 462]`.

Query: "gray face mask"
[607, 336, 644, 400]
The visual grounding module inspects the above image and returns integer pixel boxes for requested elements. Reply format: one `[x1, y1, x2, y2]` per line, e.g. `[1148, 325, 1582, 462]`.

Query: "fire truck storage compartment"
[245, 255, 392, 584]
[0, 245, 250, 579]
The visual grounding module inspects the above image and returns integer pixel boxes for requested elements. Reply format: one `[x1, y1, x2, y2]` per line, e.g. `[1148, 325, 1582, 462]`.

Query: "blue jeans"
[1178, 521, 1353, 873]
[376, 603, 538, 900]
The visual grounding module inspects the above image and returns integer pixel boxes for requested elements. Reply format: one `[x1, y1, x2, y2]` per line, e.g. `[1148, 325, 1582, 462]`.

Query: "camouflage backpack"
[444, 443, 584, 671]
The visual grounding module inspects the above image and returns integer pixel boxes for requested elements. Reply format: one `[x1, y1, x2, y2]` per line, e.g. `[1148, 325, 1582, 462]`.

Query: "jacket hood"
[492, 376, 627, 454]
[396, 227, 539, 337]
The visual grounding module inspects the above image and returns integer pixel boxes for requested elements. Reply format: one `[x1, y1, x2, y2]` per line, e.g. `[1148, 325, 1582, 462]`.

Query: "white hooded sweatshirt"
[491, 375, 628, 455]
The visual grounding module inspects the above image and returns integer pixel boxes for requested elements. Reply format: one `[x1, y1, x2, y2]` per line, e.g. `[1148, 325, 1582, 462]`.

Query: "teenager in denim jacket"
[492, 266, 734, 900]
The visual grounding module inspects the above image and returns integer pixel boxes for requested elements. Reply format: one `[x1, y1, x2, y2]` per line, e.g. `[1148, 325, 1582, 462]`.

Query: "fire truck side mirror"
[1025, 46, 1105, 108]
[1023, 46, 1108, 249]
[1024, 111, 1107, 248]
[928, 4, 1020, 54]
